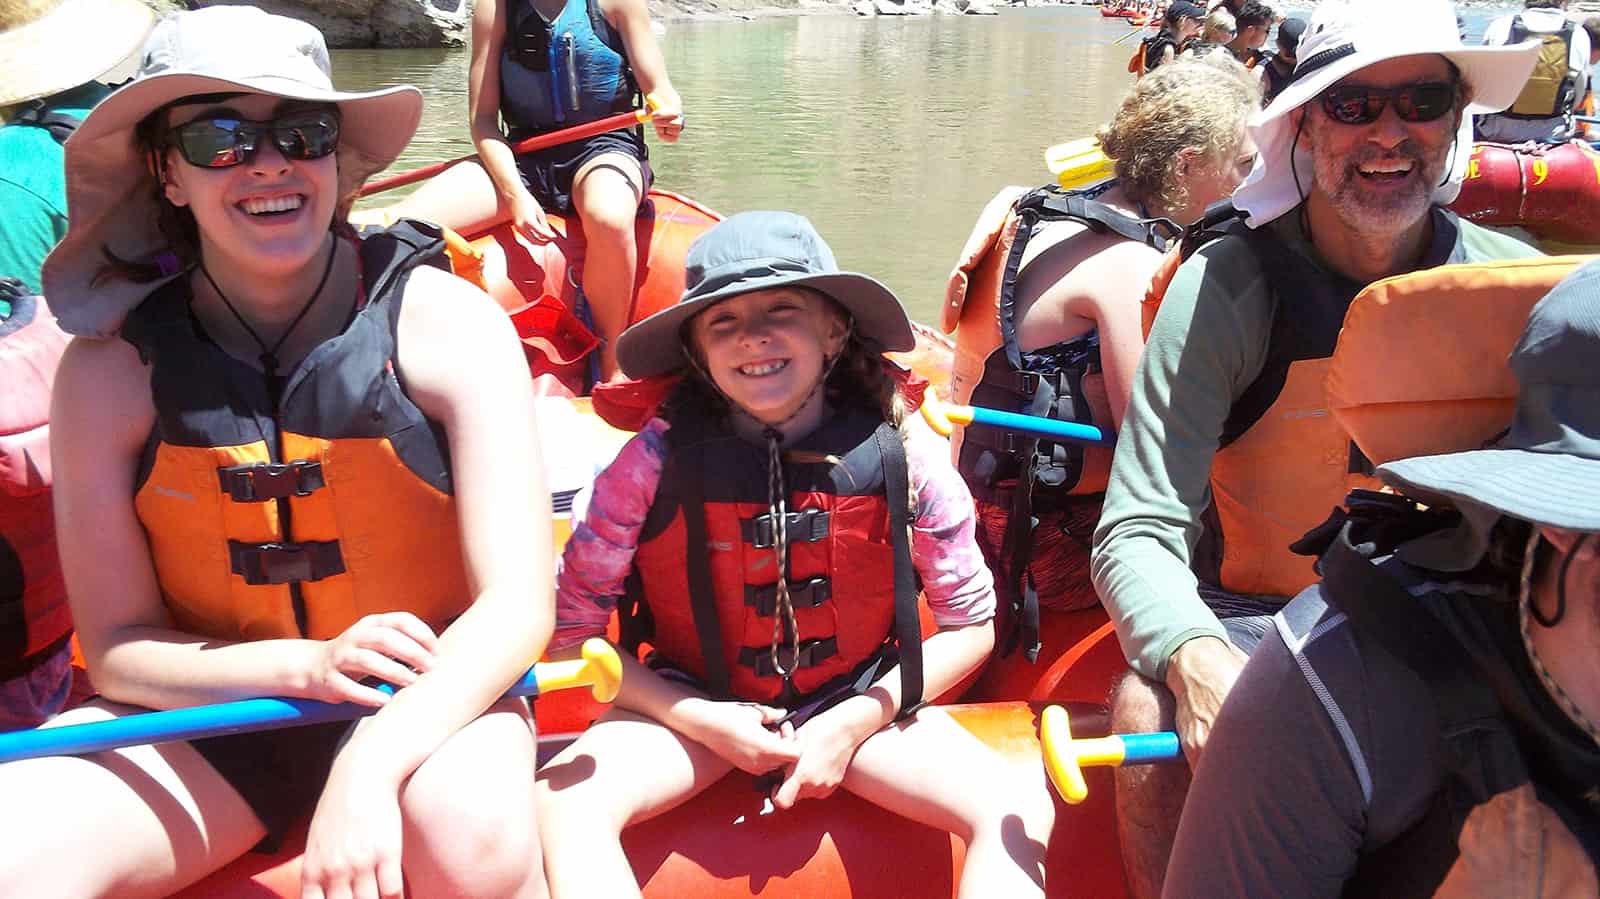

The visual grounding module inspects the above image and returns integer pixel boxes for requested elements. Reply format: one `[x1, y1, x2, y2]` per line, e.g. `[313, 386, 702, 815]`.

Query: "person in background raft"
[374, 0, 683, 382]
[1089, 2, 1545, 897]
[948, 56, 1259, 651]
[538, 212, 1055, 897]
[1166, 260, 1600, 898]
[1141, 2, 1207, 76]
[0, 0, 153, 293]
[1183, 9, 1234, 58]
[1257, 17, 1305, 106]
[0, 0, 151, 732]
[1224, 1, 1273, 69]
[0, 8, 554, 897]
[1477, 0, 1591, 145]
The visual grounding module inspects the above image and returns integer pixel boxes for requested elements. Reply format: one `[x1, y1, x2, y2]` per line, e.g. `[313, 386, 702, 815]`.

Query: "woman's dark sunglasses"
[1319, 82, 1457, 126]
[167, 108, 341, 168]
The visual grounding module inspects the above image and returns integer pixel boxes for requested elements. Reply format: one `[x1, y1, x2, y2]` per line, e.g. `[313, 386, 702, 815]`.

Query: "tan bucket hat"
[0, 0, 154, 107]
[41, 5, 422, 337]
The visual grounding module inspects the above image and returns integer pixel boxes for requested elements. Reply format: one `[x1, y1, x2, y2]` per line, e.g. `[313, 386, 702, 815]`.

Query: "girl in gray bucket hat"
[543, 211, 1055, 895]
[9, 8, 554, 897]
[1166, 259, 1600, 895]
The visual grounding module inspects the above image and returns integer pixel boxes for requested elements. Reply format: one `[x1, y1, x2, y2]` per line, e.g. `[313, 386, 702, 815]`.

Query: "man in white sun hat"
[0, 0, 154, 293]
[1089, 1, 1547, 895]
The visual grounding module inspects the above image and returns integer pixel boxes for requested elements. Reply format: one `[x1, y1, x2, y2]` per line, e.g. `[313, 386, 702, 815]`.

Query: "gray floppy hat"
[1381, 259, 1600, 532]
[41, 6, 421, 338]
[615, 210, 915, 379]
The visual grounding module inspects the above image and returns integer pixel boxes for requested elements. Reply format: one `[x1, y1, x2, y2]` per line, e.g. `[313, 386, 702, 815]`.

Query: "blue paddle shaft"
[968, 407, 1113, 446]
[1119, 731, 1182, 765]
[0, 669, 544, 765]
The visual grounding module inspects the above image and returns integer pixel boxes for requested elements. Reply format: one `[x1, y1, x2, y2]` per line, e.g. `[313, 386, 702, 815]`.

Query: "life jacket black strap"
[876, 423, 924, 718]
[679, 451, 733, 699]
[742, 509, 830, 548]
[217, 461, 326, 502]
[10, 101, 81, 145]
[227, 539, 345, 586]
[738, 637, 838, 677]
[745, 576, 831, 617]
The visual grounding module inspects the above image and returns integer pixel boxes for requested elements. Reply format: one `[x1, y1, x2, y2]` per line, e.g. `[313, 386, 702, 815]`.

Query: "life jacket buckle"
[218, 461, 326, 503]
[740, 637, 838, 677]
[228, 539, 346, 586]
[743, 509, 830, 549]
[745, 576, 832, 617]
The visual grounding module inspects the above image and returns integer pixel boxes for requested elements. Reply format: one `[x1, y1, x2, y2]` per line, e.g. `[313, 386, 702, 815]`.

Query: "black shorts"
[1198, 580, 1286, 656]
[189, 720, 351, 852]
[514, 127, 652, 215]
[649, 645, 901, 728]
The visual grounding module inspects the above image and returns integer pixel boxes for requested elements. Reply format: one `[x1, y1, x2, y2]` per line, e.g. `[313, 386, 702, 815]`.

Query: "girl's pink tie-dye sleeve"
[907, 426, 996, 627]
[552, 418, 669, 651]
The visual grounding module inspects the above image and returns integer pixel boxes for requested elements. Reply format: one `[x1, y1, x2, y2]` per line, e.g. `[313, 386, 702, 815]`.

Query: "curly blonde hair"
[1096, 56, 1260, 216]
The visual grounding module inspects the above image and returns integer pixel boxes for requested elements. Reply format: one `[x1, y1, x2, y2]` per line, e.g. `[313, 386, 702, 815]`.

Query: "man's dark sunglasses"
[167, 108, 341, 168]
[1319, 82, 1457, 126]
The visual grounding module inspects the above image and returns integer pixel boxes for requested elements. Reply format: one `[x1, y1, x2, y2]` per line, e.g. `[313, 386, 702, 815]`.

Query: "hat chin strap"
[1518, 529, 1600, 748]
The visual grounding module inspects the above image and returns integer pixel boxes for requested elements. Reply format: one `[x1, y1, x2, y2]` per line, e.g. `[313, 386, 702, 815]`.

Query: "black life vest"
[8, 101, 80, 145]
[1299, 492, 1600, 896]
[1143, 32, 1179, 73]
[957, 182, 1176, 661]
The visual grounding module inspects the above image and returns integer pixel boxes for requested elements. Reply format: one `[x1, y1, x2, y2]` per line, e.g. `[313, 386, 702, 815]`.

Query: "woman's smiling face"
[687, 286, 850, 426]
[159, 92, 339, 277]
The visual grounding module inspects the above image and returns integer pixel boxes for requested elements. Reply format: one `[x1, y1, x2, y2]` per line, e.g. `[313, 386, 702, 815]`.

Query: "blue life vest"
[500, 0, 638, 138]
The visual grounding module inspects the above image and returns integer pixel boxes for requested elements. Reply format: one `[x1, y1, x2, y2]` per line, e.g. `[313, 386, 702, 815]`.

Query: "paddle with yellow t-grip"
[919, 387, 1114, 447]
[358, 95, 665, 198]
[1040, 704, 1182, 804]
[1044, 137, 1116, 191]
[0, 638, 624, 764]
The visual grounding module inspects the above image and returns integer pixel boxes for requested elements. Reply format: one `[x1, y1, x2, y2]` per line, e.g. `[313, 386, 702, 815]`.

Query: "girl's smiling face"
[687, 286, 850, 427]
[159, 92, 339, 278]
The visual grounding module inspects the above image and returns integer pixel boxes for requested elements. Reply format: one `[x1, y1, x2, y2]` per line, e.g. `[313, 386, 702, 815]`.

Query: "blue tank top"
[500, 0, 637, 137]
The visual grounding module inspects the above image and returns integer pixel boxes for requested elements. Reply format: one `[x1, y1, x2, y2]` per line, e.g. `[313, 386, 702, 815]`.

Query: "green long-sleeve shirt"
[1089, 208, 1541, 681]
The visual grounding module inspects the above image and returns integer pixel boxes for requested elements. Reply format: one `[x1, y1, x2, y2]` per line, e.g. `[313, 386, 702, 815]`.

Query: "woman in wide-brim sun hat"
[12, 7, 554, 898]
[1231, 0, 1544, 226]
[0, 0, 153, 108]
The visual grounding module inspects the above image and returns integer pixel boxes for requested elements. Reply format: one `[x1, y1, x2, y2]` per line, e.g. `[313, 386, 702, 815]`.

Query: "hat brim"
[0, 0, 154, 106]
[1381, 448, 1600, 531]
[616, 270, 916, 379]
[1233, 40, 1544, 226]
[43, 73, 421, 338]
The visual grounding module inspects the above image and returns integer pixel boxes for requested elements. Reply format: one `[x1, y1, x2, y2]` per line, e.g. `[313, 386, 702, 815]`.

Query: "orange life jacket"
[124, 223, 473, 642]
[0, 294, 73, 676]
[945, 183, 1173, 653]
[1140, 205, 1481, 599]
[623, 406, 922, 709]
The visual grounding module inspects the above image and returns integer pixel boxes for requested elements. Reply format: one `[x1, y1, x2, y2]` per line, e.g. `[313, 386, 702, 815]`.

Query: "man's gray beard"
[1313, 147, 1445, 237]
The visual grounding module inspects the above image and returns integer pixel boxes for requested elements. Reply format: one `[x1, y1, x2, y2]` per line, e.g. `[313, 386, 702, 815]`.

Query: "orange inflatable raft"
[1448, 140, 1600, 246]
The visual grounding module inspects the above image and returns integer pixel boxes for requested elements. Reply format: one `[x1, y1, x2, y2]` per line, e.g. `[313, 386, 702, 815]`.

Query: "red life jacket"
[624, 405, 923, 710]
[0, 294, 73, 677]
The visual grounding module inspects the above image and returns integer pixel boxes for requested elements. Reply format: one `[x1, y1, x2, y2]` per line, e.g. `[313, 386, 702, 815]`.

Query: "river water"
[334, 4, 1514, 323]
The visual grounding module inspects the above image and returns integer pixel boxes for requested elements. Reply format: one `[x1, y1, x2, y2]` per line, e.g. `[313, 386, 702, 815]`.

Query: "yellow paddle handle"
[918, 387, 974, 438]
[1044, 137, 1116, 191]
[537, 638, 624, 703]
[1041, 704, 1130, 805]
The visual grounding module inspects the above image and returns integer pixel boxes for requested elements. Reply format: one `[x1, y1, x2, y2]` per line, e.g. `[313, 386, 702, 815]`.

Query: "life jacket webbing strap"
[738, 637, 838, 677]
[217, 460, 326, 502]
[877, 424, 924, 718]
[742, 509, 830, 548]
[680, 451, 732, 699]
[745, 576, 831, 617]
[227, 539, 346, 587]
